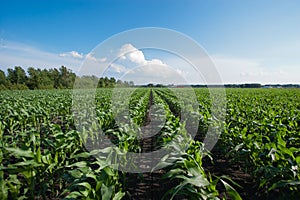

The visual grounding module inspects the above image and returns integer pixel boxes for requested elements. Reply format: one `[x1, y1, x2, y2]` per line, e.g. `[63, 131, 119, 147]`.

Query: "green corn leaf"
[269, 180, 300, 191]
[36, 147, 41, 163]
[67, 161, 87, 168]
[9, 160, 41, 167]
[178, 175, 210, 188]
[69, 169, 83, 179]
[5, 147, 34, 158]
[151, 161, 171, 172]
[64, 191, 83, 199]
[101, 183, 113, 200]
[113, 191, 125, 200]
[220, 179, 242, 200]
[71, 152, 91, 159]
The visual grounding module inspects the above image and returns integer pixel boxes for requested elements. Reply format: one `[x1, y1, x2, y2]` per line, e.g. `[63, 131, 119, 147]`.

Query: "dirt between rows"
[122, 90, 289, 199]
[124, 141, 275, 200]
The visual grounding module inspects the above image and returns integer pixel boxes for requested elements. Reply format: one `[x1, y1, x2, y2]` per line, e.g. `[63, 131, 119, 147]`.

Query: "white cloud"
[59, 51, 83, 59]
[211, 55, 300, 84]
[106, 44, 300, 84]
[2, 40, 298, 84]
[116, 44, 169, 66]
[110, 63, 127, 74]
[118, 44, 147, 65]
[59, 51, 107, 63]
[0, 40, 82, 72]
[104, 43, 188, 84]
[85, 53, 97, 61]
[124, 64, 186, 85]
[86, 52, 107, 62]
[148, 58, 165, 66]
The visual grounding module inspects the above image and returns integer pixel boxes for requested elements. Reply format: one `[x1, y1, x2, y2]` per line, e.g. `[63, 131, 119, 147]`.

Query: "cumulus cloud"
[59, 51, 108, 63]
[124, 64, 186, 85]
[104, 43, 188, 84]
[59, 51, 83, 59]
[118, 44, 147, 65]
[2, 40, 298, 84]
[110, 63, 127, 74]
[116, 44, 169, 66]
[85, 52, 107, 62]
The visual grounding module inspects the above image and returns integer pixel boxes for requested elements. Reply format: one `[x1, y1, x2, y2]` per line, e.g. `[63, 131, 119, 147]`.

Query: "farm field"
[0, 88, 299, 199]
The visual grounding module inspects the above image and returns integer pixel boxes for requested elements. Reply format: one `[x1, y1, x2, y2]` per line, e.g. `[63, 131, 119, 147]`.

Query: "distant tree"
[26, 68, 54, 89]
[0, 70, 7, 90]
[104, 77, 109, 87]
[116, 80, 122, 87]
[2, 66, 130, 90]
[0, 70, 6, 85]
[242, 83, 261, 88]
[7, 68, 15, 84]
[7, 66, 27, 85]
[7, 66, 28, 89]
[123, 81, 129, 87]
[76, 75, 99, 88]
[26, 67, 39, 89]
[98, 77, 105, 88]
[156, 84, 165, 88]
[15, 66, 27, 84]
[147, 83, 154, 88]
[58, 66, 76, 89]
[110, 77, 116, 87]
[129, 81, 134, 87]
[40, 69, 54, 89]
[97, 77, 116, 88]
[49, 68, 60, 88]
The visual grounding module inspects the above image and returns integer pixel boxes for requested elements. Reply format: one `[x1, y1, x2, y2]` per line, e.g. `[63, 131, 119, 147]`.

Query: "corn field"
[0, 88, 299, 199]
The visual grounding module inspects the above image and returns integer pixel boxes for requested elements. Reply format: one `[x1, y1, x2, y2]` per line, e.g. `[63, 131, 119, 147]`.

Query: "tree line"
[0, 66, 134, 90]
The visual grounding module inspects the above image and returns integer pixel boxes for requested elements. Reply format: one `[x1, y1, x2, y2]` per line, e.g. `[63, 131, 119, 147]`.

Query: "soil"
[202, 145, 256, 200]
[121, 90, 297, 199]
[123, 90, 256, 199]
[124, 90, 179, 199]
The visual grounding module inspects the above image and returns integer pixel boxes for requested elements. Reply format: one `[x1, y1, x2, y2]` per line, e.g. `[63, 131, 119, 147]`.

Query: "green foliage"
[0, 70, 7, 86]
[7, 66, 27, 85]
[0, 88, 298, 199]
[1, 66, 135, 90]
[221, 88, 300, 196]
[0, 90, 124, 199]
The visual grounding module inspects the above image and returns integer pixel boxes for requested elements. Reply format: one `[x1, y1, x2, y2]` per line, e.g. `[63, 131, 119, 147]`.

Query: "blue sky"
[1, 0, 299, 84]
